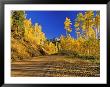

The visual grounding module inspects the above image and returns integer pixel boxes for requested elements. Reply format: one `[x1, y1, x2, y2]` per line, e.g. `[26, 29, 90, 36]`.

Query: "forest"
[11, 11, 100, 77]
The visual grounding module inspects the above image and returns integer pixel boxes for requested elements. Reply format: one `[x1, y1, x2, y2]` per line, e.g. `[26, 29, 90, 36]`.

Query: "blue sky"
[25, 11, 95, 39]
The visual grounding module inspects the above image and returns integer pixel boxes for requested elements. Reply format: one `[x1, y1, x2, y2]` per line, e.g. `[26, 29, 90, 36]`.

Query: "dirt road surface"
[11, 56, 100, 77]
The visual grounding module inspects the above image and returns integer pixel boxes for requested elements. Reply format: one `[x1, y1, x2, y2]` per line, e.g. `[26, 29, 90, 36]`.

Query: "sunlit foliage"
[60, 35, 75, 51]
[42, 41, 58, 55]
[61, 11, 100, 58]
[64, 17, 72, 36]
[23, 20, 46, 45]
[11, 11, 47, 61]
[11, 11, 100, 62]
[74, 11, 100, 39]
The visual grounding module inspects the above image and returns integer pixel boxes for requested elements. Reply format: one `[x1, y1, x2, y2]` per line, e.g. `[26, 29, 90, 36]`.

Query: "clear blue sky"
[25, 11, 96, 39]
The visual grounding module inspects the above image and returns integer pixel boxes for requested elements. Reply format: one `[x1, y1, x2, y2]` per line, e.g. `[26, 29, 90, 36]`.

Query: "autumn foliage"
[11, 11, 100, 62]
[61, 11, 100, 58]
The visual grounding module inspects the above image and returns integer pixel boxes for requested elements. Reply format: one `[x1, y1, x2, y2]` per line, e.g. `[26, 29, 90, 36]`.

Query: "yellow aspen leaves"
[23, 18, 46, 45]
[23, 19, 32, 28]
[42, 41, 58, 55]
[64, 17, 72, 35]
[74, 11, 100, 39]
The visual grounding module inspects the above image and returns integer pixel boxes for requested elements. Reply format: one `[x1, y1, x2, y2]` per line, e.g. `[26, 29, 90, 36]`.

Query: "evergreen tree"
[11, 11, 25, 39]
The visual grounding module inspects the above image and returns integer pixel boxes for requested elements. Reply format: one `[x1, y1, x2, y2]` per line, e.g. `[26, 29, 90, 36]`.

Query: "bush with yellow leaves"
[42, 41, 58, 55]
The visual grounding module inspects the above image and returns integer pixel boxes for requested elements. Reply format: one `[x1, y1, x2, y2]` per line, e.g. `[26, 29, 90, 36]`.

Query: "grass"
[52, 50, 100, 64]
